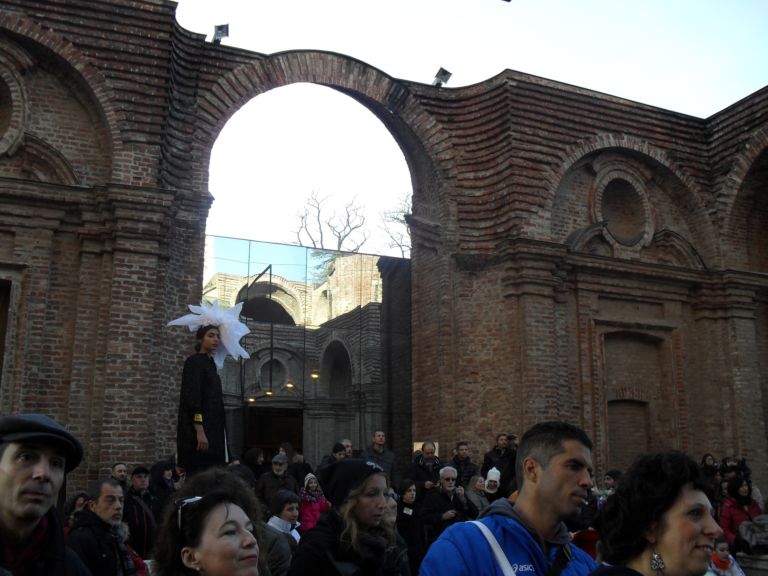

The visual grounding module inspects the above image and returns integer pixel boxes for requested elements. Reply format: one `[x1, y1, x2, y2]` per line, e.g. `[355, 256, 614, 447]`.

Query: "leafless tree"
[380, 190, 411, 258]
[295, 191, 369, 252]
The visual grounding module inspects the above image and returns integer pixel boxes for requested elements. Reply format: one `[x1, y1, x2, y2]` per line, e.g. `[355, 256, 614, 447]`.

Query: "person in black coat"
[176, 325, 229, 475]
[396, 480, 426, 576]
[68, 479, 137, 576]
[408, 441, 443, 504]
[420, 466, 477, 545]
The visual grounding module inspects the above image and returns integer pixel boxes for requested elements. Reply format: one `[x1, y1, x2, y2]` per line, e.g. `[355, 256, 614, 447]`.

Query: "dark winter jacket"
[362, 445, 400, 487]
[396, 499, 426, 576]
[176, 353, 228, 472]
[450, 456, 479, 488]
[256, 472, 299, 517]
[408, 456, 443, 502]
[67, 509, 136, 576]
[288, 510, 409, 576]
[122, 489, 157, 558]
[0, 507, 91, 576]
[420, 489, 478, 544]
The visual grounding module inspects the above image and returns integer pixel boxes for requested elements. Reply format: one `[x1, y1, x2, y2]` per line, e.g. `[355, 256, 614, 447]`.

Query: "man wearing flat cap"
[255, 453, 299, 518]
[0, 413, 91, 575]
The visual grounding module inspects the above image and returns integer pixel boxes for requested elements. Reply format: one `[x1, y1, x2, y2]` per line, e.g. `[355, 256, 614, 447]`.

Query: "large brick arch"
[188, 50, 450, 235]
[539, 132, 717, 259]
[0, 12, 125, 180]
[722, 126, 768, 270]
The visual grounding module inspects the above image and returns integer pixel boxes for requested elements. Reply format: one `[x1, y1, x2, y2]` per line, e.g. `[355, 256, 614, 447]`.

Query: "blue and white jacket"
[419, 498, 596, 576]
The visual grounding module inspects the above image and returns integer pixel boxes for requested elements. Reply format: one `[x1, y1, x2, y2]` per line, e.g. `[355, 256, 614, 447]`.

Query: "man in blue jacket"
[420, 421, 596, 576]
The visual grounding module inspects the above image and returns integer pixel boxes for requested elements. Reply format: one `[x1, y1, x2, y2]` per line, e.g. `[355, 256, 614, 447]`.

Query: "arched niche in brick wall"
[0, 13, 123, 184]
[318, 339, 353, 400]
[551, 145, 715, 268]
[724, 137, 768, 272]
[601, 330, 683, 465]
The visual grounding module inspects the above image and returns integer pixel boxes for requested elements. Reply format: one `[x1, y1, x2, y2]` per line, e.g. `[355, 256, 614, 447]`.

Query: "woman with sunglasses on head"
[154, 468, 268, 576]
[288, 459, 409, 576]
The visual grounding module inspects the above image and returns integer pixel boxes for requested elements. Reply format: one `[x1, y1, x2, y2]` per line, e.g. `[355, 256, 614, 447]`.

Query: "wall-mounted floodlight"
[432, 67, 452, 87]
[213, 24, 229, 45]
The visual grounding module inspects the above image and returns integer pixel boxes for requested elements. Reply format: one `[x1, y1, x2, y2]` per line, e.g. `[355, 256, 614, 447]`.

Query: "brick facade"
[0, 0, 766, 489]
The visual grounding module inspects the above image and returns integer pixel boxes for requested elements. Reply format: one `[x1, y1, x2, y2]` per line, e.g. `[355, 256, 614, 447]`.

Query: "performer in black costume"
[176, 325, 228, 475]
[169, 301, 250, 476]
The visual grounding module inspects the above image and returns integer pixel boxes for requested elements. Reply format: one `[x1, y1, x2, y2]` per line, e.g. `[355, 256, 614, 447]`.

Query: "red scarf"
[2, 516, 49, 576]
[711, 554, 731, 571]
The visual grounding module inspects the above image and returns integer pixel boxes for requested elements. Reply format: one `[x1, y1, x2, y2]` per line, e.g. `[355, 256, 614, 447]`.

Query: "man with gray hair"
[420, 421, 597, 576]
[0, 413, 90, 575]
[421, 465, 477, 545]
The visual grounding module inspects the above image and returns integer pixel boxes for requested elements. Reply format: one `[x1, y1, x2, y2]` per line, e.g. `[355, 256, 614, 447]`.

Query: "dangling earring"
[651, 549, 666, 575]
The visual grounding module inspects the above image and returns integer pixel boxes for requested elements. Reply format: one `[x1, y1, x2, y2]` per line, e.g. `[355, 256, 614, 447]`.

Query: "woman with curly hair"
[593, 450, 721, 576]
[288, 459, 409, 576]
[154, 467, 269, 576]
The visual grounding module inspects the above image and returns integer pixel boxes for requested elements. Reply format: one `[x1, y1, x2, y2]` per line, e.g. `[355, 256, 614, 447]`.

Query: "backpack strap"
[470, 521, 515, 576]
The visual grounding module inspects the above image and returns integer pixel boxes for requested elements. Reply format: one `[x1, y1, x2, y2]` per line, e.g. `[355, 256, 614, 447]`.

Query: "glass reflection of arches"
[237, 282, 301, 325]
[260, 358, 287, 388]
[321, 341, 352, 398]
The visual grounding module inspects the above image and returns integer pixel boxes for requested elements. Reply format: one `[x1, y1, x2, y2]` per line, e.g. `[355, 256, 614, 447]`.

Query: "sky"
[174, 0, 768, 260]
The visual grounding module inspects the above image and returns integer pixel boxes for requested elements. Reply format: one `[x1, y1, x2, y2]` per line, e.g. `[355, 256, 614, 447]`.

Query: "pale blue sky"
[175, 0, 768, 257]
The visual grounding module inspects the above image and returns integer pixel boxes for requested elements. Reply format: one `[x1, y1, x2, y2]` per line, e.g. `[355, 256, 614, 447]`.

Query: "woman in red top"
[719, 476, 763, 549]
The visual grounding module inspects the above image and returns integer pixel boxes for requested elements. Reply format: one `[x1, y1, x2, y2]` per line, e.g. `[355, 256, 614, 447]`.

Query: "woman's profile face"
[652, 485, 721, 576]
[474, 477, 485, 491]
[352, 473, 388, 528]
[720, 481, 728, 497]
[182, 502, 259, 576]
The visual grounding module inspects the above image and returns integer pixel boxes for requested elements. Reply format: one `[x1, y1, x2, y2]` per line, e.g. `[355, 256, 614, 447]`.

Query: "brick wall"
[0, 0, 766, 492]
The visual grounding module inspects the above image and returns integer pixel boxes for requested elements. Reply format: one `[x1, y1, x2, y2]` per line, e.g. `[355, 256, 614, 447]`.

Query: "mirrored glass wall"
[204, 236, 412, 469]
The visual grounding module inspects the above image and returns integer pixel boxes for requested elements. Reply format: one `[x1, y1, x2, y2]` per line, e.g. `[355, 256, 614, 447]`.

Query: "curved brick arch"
[722, 126, 768, 264]
[0, 12, 126, 178]
[190, 50, 450, 226]
[318, 338, 355, 399]
[539, 133, 716, 257]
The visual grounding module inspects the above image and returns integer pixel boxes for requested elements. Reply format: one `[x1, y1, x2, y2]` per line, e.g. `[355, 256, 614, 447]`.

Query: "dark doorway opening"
[246, 407, 303, 458]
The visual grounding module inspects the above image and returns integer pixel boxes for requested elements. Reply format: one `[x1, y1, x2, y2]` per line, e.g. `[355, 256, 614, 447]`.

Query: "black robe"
[176, 352, 227, 472]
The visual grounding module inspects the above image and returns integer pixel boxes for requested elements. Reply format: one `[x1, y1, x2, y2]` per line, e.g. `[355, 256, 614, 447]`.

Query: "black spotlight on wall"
[432, 67, 452, 87]
[213, 24, 229, 45]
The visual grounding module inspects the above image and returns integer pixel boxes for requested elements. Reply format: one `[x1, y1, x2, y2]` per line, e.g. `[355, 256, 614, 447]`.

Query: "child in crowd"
[706, 535, 746, 576]
[299, 473, 330, 533]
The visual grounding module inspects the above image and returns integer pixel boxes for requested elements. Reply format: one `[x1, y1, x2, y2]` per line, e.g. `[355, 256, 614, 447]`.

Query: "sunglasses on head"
[174, 495, 204, 530]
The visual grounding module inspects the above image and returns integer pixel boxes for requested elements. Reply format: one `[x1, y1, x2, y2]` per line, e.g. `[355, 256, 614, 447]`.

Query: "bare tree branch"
[380, 190, 411, 257]
[295, 191, 369, 252]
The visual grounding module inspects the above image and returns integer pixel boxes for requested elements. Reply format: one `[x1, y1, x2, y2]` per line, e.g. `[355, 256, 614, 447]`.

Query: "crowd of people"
[1, 324, 765, 575]
[1, 410, 766, 576]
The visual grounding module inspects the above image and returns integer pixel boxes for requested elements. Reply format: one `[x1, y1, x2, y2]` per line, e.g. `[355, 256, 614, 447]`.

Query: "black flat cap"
[0, 414, 84, 472]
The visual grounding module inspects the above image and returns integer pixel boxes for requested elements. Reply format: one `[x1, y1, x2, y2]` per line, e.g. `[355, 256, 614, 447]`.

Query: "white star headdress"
[168, 300, 250, 368]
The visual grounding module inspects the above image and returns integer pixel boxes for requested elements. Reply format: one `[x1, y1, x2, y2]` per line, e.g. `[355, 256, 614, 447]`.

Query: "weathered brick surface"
[0, 0, 766, 491]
